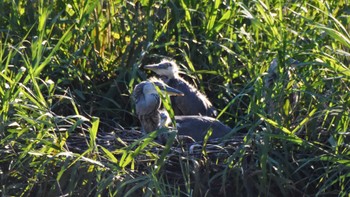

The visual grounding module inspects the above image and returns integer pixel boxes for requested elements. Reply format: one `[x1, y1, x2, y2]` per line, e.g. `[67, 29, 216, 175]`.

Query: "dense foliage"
[1, 0, 349, 196]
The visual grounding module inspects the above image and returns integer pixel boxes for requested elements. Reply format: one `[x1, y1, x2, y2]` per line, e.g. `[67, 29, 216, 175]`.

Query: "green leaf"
[291, 108, 317, 134]
[316, 25, 350, 48]
[100, 146, 119, 163]
[258, 113, 292, 135]
[213, 10, 233, 33]
[89, 116, 100, 150]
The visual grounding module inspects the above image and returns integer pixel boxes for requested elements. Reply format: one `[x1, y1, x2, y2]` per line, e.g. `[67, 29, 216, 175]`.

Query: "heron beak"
[155, 83, 184, 96]
[164, 86, 184, 96]
[144, 63, 167, 70]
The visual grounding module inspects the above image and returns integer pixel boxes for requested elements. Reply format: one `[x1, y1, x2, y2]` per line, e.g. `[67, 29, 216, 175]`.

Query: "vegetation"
[1, 0, 349, 196]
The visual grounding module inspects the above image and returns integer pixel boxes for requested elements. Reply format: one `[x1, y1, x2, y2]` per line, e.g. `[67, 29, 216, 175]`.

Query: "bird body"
[144, 60, 217, 117]
[167, 77, 217, 117]
[133, 79, 182, 133]
[133, 79, 230, 141]
[174, 115, 231, 141]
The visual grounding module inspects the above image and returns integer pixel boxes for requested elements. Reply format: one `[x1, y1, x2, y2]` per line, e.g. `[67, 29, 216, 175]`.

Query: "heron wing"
[175, 116, 230, 141]
[168, 78, 217, 117]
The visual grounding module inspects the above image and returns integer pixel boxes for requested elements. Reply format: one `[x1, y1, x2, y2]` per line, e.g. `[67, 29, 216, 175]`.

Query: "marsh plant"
[0, 0, 349, 196]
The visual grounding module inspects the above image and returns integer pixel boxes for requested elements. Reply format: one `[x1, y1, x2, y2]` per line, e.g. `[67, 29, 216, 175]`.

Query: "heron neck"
[171, 72, 179, 79]
[139, 110, 161, 133]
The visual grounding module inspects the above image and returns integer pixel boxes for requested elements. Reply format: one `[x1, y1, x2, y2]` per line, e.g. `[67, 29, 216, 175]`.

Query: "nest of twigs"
[67, 128, 249, 157]
[66, 128, 251, 195]
[66, 128, 249, 168]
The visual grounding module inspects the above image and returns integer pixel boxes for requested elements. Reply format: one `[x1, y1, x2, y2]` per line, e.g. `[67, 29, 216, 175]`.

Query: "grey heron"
[144, 60, 217, 117]
[132, 79, 231, 141]
[133, 79, 183, 133]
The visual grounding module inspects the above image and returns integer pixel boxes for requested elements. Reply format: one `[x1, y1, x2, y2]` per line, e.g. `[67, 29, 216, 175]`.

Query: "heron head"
[133, 79, 184, 104]
[144, 60, 179, 80]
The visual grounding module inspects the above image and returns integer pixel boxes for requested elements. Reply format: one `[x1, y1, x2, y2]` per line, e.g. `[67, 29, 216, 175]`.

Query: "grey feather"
[132, 80, 230, 141]
[144, 60, 217, 117]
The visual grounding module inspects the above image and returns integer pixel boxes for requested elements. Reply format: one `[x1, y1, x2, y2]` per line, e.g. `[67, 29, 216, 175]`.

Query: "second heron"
[144, 60, 217, 117]
[133, 79, 231, 141]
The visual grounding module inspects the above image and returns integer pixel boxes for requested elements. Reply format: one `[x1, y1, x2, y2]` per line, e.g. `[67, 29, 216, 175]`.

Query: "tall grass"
[1, 0, 349, 196]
